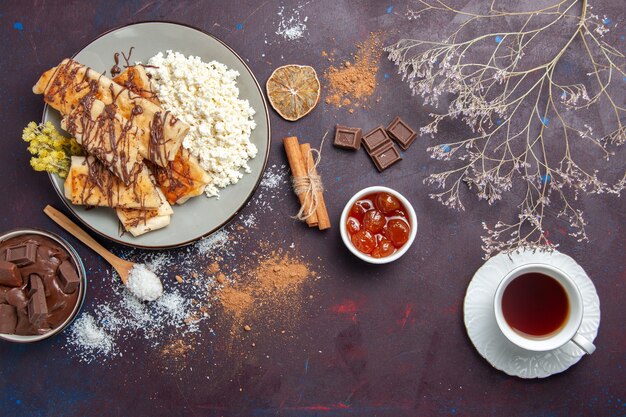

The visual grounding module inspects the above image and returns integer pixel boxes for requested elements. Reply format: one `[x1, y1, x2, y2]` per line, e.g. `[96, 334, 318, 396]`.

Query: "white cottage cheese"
[145, 51, 258, 197]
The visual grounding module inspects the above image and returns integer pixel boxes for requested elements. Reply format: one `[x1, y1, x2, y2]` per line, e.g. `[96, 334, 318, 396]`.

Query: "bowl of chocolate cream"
[0, 228, 86, 342]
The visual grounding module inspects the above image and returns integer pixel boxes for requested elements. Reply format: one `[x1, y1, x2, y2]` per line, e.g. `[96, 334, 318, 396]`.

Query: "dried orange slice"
[266, 65, 320, 121]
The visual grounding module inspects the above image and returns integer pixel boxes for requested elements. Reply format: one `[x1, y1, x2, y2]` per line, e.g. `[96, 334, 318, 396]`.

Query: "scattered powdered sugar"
[126, 263, 163, 301]
[275, 6, 308, 41]
[260, 164, 287, 189]
[67, 315, 114, 360]
[242, 213, 257, 228]
[144, 253, 174, 275]
[254, 164, 288, 212]
[196, 229, 230, 256]
[65, 287, 199, 363]
[62, 164, 289, 364]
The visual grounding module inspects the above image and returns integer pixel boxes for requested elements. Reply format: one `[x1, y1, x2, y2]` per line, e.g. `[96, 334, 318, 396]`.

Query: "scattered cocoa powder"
[218, 253, 312, 326]
[256, 255, 310, 294]
[324, 32, 383, 109]
[207, 262, 220, 274]
[183, 304, 209, 326]
[220, 286, 254, 317]
[160, 338, 194, 372]
[161, 339, 193, 358]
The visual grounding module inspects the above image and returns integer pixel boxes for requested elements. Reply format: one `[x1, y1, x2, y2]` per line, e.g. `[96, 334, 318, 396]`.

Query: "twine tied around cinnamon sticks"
[283, 135, 331, 230]
[291, 151, 323, 221]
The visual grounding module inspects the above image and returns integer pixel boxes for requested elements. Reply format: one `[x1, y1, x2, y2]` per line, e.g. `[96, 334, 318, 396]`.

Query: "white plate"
[43, 22, 270, 249]
[463, 249, 600, 378]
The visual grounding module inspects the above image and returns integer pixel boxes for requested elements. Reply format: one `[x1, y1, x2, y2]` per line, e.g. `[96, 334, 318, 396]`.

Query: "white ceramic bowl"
[340, 186, 418, 264]
[0, 228, 86, 343]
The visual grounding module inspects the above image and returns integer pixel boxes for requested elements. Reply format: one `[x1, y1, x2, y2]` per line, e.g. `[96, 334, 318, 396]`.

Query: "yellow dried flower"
[22, 121, 83, 178]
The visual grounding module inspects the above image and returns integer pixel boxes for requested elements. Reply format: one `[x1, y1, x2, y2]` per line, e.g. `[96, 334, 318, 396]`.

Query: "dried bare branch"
[386, 0, 625, 258]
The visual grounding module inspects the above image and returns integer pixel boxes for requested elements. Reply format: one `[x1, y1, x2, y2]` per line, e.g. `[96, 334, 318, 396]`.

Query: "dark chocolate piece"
[14, 310, 32, 335]
[0, 304, 17, 334]
[57, 261, 80, 294]
[28, 281, 48, 327]
[371, 143, 402, 172]
[363, 126, 402, 171]
[362, 126, 390, 153]
[386, 116, 417, 150]
[0, 260, 22, 287]
[0, 286, 9, 304]
[333, 125, 362, 150]
[28, 274, 45, 297]
[5, 242, 37, 267]
[0, 234, 80, 336]
[5, 288, 28, 310]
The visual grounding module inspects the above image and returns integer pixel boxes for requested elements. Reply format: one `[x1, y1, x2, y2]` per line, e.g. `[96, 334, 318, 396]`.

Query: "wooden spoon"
[44, 205, 134, 285]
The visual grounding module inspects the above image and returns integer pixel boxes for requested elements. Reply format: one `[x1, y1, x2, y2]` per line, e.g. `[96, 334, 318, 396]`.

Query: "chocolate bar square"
[28, 274, 44, 297]
[0, 261, 22, 287]
[5, 242, 37, 267]
[27, 284, 48, 326]
[372, 143, 402, 172]
[362, 126, 391, 153]
[333, 125, 362, 150]
[362, 126, 402, 172]
[386, 116, 417, 150]
[57, 261, 80, 294]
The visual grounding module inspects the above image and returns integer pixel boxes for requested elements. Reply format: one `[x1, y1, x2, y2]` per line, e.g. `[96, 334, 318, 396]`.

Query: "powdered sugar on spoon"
[44, 205, 163, 302]
[126, 264, 163, 301]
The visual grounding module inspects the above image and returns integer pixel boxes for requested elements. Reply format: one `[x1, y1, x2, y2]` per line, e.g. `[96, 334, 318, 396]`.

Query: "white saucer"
[464, 249, 600, 378]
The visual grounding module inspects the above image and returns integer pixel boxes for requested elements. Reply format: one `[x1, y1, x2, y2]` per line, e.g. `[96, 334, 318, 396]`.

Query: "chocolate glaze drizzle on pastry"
[63, 91, 142, 186]
[33, 58, 188, 168]
[110, 65, 209, 206]
[110, 47, 134, 78]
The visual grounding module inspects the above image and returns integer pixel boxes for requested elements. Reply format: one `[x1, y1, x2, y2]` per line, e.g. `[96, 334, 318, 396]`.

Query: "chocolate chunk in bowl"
[0, 229, 86, 343]
[5, 242, 38, 267]
[0, 261, 23, 287]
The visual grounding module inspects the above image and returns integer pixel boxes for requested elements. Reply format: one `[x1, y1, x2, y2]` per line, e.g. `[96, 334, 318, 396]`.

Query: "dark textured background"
[0, 1, 624, 416]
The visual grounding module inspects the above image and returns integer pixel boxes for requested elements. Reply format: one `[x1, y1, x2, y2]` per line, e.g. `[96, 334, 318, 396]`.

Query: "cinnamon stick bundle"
[301, 143, 331, 230]
[283, 136, 331, 230]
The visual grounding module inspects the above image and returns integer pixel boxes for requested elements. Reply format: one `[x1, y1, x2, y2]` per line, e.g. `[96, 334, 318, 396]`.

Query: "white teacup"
[493, 263, 595, 354]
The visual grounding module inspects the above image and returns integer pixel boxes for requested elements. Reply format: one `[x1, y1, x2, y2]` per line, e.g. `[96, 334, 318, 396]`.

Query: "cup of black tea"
[493, 264, 595, 354]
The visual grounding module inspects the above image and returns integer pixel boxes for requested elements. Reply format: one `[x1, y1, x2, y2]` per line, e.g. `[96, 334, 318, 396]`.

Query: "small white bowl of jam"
[340, 186, 417, 264]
